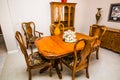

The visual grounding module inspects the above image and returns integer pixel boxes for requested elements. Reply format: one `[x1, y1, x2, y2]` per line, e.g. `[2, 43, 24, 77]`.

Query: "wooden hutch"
[50, 2, 76, 32]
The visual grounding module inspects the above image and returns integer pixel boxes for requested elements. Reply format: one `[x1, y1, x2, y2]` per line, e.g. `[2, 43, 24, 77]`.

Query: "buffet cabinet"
[50, 2, 76, 31]
[91, 25, 120, 53]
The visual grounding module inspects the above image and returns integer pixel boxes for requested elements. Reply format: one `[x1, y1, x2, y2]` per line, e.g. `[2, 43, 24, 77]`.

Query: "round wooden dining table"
[35, 32, 91, 79]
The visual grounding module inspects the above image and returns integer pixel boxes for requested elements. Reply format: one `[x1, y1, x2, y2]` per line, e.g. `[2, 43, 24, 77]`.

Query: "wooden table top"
[35, 33, 91, 59]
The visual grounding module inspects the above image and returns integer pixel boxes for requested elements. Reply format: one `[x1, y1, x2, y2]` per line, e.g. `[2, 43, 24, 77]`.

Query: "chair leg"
[26, 41, 29, 49]
[72, 70, 75, 80]
[86, 56, 90, 79]
[86, 67, 89, 78]
[28, 69, 31, 80]
[96, 48, 99, 60]
[29, 44, 33, 54]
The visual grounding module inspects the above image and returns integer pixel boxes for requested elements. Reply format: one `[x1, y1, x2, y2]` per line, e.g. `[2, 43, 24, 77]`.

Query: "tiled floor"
[0, 48, 120, 80]
[0, 34, 120, 80]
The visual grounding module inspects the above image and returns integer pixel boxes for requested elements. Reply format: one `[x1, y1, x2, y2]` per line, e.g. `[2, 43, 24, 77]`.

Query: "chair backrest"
[15, 31, 29, 67]
[89, 24, 106, 41]
[73, 37, 96, 70]
[22, 21, 36, 39]
[50, 23, 64, 35]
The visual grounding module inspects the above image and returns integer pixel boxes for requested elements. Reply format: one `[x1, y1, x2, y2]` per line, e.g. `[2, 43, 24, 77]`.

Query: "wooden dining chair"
[62, 37, 97, 80]
[21, 21, 43, 53]
[50, 23, 64, 35]
[89, 24, 106, 59]
[15, 31, 51, 80]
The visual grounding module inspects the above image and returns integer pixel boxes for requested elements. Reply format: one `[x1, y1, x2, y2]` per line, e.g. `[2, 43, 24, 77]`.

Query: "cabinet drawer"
[111, 33, 120, 52]
[101, 30, 113, 49]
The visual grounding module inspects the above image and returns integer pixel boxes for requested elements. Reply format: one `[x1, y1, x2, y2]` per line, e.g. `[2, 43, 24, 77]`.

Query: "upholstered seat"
[28, 52, 48, 66]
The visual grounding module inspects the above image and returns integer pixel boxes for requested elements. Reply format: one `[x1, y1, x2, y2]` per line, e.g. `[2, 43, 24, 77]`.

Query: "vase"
[96, 8, 102, 25]
[61, 0, 67, 3]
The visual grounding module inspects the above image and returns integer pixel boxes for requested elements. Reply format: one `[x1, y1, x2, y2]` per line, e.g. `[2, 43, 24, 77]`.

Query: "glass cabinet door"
[50, 2, 76, 31]
[70, 7, 75, 26]
[53, 6, 59, 24]
[63, 6, 69, 27]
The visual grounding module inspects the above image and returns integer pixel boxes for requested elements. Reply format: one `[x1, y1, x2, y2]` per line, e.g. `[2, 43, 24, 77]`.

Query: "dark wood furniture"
[21, 21, 43, 53]
[50, 2, 76, 32]
[101, 27, 120, 53]
[62, 37, 97, 80]
[35, 33, 92, 79]
[91, 24, 120, 53]
[15, 31, 51, 80]
[89, 24, 107, 59]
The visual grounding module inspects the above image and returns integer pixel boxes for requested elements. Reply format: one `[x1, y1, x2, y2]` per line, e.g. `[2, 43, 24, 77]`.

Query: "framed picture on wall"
[108, 3, 120, 22]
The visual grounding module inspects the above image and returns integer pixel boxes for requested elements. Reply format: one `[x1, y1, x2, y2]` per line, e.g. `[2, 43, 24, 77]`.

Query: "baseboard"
[7, 49, 19, 54]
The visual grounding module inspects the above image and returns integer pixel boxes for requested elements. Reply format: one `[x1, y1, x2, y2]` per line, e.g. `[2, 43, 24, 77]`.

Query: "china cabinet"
[50, 2, 76, 31]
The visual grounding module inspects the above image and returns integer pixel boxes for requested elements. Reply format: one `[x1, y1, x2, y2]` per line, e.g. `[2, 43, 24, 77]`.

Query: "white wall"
[8, 0, 51, 36]
[0, 0, 18, 53]
[0, 0, 119, 53]
[77, 0, 120, 34]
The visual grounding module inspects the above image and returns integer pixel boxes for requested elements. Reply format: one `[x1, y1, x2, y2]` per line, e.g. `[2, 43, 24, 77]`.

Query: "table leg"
[54, 59, 62, 79]
[50, 59, 62, 79]
[55, 63, 62, 79]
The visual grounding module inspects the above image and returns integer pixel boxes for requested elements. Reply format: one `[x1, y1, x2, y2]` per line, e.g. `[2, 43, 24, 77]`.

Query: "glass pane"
[63, 6, 68, 27]
[54, 7, 59, 24]
[70, 7, 74, 26]
[60, 6, 64, 21]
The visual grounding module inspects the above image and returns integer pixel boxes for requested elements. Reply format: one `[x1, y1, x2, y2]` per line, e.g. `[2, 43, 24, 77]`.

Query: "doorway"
[0, 25, 7, 76]
[0, 25, 7, 54]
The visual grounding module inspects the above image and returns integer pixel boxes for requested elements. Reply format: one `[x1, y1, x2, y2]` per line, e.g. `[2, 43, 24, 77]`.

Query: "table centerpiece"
[63, 30, 76, 42]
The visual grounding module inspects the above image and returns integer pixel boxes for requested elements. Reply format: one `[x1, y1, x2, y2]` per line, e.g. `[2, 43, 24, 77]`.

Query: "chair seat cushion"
[63, 54, 88, 71]
[28, 52, 47, 66]
[63, 54, 74, 65]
